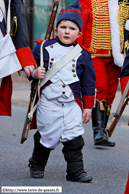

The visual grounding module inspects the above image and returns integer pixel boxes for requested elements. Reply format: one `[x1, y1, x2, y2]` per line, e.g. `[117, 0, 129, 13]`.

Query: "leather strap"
[40, 43, 82, 88]
[0, 0, 6, 24]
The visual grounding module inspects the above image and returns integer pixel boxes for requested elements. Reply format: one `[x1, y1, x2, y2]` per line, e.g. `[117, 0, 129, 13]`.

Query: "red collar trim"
[70, 40, 76, 45]
[34, 40, 43, 44]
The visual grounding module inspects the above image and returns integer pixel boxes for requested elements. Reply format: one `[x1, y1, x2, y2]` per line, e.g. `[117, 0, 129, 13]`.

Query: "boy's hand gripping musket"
[107, 80, 129, 137]
[20, 0, 60, 144]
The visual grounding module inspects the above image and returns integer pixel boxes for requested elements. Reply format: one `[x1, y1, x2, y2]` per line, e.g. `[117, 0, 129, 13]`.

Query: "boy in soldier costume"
[28, 1, 96, 183]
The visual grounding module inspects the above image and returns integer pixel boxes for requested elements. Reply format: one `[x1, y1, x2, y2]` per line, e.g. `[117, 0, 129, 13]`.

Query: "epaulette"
[77, 41, 92, 53]
[34, 38, 56, 44]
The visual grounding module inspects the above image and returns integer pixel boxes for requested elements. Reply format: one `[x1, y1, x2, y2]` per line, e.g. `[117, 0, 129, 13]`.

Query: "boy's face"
[55, 20, 82, 45]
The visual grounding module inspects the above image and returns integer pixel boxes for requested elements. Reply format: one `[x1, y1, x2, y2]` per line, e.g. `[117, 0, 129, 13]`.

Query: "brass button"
[50, 45, 53, 48]
[72, 64, 75, 67]
[72, 59, 75, 62]
[72, 69, 75, 72]
[73, 74, 76, 77]
[62, 85, 65, 88]
[51, 58, 54, 61]
[62, 91, 65, 94]
[50, 62, 53, 65]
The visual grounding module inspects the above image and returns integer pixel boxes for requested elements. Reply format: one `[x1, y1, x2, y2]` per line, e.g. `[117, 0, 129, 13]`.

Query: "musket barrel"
[20, 0, 60, 144]
[45, 0, 60, 40]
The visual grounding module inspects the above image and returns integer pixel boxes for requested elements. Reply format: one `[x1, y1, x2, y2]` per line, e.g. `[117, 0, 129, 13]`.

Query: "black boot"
[62, 136, 93, 183]
[102, 105, 115, 147]
[92, 101, 108, 145]
[28, 131, 51, 178]
[92, 101, 115, 147]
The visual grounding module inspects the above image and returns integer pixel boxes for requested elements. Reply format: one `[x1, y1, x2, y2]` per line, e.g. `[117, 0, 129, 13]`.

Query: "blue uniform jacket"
[32, 37, 96, 110]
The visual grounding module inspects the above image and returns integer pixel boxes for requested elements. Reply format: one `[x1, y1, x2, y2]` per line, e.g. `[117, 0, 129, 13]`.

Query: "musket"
[107, 96, 129, 137]
[20, 0, 60, 144]
[107, 80, 129, 137]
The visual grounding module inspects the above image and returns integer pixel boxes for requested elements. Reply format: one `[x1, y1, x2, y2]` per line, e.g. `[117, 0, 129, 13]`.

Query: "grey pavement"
[0, 102, 129, 194]
[12, 83, 31, 107]
[0, 82, 129, 194]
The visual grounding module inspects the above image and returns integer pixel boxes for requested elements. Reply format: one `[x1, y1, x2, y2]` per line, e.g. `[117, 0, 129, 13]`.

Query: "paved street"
[0, 83, 129, 194]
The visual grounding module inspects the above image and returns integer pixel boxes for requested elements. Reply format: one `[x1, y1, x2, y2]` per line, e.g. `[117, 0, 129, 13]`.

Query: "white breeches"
[36, 94, 84, 149]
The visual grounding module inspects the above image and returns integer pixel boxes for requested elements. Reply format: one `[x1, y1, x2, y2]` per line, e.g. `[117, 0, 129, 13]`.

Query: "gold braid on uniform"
[118, 0, 129, 53]
[96, 99, 106, 111]
[90, 0, 111, 53]
[106, 105, 111, 115]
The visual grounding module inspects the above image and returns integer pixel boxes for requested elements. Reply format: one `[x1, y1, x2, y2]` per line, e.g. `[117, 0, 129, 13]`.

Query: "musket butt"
[107, 129, 112, 137]
[20, 137, 27, 144]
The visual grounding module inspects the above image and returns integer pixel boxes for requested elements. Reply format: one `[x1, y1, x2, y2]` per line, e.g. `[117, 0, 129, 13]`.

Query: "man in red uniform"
[78, 0, 129, 146]
[0, 0, 36, 116]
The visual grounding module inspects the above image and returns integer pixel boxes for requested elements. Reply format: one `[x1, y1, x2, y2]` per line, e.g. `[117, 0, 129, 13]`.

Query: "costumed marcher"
[120, 26, 129, 193]
[28, 1, 96, 183]
[120, 48, 129, 127]
[120, 50, 129, 95]
[120, 17, 129, 96]
[0, 0, 36, 116]
[78, 0, 129, 146]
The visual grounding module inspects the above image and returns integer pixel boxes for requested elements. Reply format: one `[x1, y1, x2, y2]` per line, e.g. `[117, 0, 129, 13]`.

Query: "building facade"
[24, 0, 74, 48]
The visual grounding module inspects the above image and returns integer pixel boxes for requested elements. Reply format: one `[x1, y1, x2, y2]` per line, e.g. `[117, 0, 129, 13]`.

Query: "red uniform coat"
[77, 0, 126, 110]
[78, 0, 125, 64]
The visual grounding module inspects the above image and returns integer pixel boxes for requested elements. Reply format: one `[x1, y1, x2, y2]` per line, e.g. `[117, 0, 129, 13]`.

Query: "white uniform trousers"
[36, 94, 84, 149]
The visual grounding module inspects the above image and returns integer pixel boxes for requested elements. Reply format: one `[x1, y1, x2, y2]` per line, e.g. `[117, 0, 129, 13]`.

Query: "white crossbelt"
[28, 42, 83, 120]
[40, 43, 82, 88]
